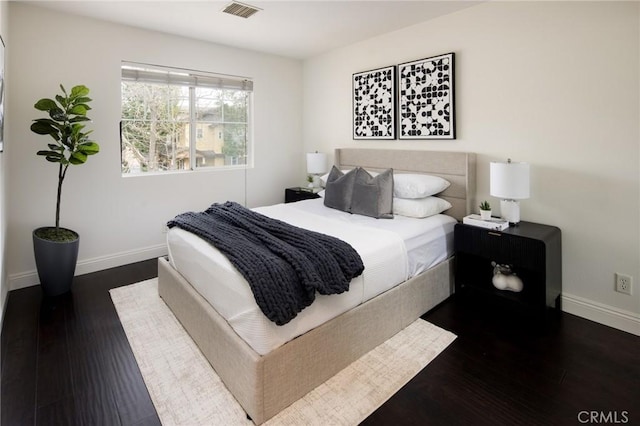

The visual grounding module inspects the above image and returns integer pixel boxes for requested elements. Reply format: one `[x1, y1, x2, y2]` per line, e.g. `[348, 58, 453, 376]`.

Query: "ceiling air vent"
[222, 1, 261, 19]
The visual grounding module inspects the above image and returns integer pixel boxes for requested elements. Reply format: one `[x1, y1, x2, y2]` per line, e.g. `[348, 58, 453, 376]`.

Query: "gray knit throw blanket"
[167, 201, 364, 325]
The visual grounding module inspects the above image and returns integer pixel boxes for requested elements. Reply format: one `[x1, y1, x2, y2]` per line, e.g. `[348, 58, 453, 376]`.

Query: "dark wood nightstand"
[454, 221, 562, 317]
[285, 187, 321, 203]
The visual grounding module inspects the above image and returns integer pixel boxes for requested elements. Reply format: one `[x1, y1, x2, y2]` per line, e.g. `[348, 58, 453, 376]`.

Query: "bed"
[158, 148, 476, 424]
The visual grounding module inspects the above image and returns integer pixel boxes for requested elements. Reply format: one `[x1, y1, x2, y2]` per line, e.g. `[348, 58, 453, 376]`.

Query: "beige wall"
[0, 0, 8, 327]
[4, 1, 639, 335]
[303, 1, 640, 334]
[6, 3, 304, 288]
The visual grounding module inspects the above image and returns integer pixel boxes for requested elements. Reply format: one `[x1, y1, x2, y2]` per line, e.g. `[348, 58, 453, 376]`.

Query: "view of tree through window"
[120, 64, 251, 174]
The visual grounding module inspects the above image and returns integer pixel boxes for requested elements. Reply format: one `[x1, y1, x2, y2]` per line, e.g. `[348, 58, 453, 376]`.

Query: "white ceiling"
[29, 1, 481, 59]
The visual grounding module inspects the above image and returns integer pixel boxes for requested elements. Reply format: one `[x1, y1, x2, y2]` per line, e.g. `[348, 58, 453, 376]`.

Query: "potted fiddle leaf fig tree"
[30, 84, 100, 296]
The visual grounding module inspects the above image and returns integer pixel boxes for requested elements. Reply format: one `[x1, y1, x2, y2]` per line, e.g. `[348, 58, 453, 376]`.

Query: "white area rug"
[110, 279, 456, 425]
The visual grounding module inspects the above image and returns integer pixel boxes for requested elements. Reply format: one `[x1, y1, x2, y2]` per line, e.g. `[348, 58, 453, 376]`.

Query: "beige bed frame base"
[158, 256, 452, 424]
[158, 149, 475, 424]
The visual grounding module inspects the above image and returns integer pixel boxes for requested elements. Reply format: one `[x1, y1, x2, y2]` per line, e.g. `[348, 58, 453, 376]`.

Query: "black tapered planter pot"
[33, 227, 79, 297]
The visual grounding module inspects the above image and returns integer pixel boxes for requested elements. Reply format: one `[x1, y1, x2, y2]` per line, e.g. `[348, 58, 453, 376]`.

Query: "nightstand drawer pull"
[488, 232, 502, 237]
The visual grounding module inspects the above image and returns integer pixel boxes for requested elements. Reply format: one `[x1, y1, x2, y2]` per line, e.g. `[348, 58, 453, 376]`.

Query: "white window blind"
[121, 62, 253, 91]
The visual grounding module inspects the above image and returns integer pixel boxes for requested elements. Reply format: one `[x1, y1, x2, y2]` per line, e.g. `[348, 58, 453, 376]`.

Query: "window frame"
[120, 61, 254, 176]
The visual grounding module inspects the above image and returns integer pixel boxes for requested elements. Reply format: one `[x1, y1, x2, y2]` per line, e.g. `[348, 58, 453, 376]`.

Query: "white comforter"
[168, 200, 453, 355]
[254, 202, 408, 301]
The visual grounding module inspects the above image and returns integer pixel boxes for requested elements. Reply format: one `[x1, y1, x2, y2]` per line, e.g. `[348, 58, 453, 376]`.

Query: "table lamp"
[306, 152, 327, 188]
[490, 159, 530, 224]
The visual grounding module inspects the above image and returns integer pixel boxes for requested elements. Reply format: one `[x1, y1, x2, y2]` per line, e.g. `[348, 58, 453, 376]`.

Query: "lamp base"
[500, 199, 521, 224]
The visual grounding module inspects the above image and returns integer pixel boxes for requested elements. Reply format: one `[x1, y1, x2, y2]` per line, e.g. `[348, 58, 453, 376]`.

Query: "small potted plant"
[30, 84, 100, 296]
[479, 200, 492, 220]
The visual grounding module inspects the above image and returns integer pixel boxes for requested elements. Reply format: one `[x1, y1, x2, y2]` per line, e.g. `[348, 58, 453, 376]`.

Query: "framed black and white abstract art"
[398, 52, 455, 140]
[352, 65, 396, 140]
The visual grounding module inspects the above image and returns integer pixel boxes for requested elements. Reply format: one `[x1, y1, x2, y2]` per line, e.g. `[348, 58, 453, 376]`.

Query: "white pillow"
[393, 174, 450, 199]
[393, 196, 452, 218]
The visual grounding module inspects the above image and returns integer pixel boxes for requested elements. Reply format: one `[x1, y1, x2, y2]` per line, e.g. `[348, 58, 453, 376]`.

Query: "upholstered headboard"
[335, 148, 476, 221]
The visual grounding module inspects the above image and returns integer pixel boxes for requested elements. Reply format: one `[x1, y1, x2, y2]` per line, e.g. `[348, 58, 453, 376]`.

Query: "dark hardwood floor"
[1, 260, 159, 426]
[2, 259, 639, 425]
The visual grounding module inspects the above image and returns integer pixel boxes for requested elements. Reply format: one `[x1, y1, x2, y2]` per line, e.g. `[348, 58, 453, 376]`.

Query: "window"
[120, 62, 253, 174]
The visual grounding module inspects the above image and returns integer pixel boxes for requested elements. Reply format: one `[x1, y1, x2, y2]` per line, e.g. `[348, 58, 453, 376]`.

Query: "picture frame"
[398, 52, 455, 140]
[352, 65, 396, 140]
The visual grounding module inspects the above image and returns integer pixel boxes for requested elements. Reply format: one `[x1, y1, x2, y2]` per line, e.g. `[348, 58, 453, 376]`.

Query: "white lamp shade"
[490, 161, 530, 200]
[306, 152, 327, 174]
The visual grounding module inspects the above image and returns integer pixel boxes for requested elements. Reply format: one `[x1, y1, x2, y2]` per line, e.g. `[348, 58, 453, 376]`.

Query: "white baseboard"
[562, 293, 640, 336]
[9, 243, 168, 291]
[8, 249, 639, 337]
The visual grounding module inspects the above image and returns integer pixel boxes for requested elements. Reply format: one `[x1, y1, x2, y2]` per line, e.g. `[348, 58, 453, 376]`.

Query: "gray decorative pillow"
[323, 166, 357, 213]
[351, 168, 394, 219]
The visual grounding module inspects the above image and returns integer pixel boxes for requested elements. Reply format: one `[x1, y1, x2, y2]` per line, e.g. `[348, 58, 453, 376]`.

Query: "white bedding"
[167, 199, 456, 355]
[286, 199, 456, 277]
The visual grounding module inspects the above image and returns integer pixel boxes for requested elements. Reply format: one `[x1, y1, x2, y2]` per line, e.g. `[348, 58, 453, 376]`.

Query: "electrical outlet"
[615, 273, 632, 295]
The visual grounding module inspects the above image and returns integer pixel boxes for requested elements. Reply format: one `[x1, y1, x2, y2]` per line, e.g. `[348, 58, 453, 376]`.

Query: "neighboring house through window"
[120, 62, 253, 174]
